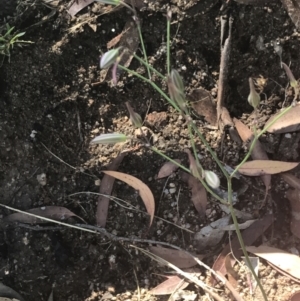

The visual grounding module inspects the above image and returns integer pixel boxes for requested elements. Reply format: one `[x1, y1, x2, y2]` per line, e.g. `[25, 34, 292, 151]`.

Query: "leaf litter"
[149, 246, 203, 269]
[246, 245, 300, 281]
[149, 275, 189, 295]
[194, 215, 231, 251]
[211, 214, 273, 282]
[286, 188, 300, 239]
[233, 118, 271, 191]
[97, 151, 128, 227]
[157, 159, 181, 179]
[102, 170, 155, 227]
[265, 104, 300, 134]
[238, 160, 298, 176]
[180, 171, 207, 219]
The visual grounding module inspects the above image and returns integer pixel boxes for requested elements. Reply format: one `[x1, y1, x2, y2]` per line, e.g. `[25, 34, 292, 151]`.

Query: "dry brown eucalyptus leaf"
[246, 245, 300, 280]
[180, 171, 207, 219]
[238, 160, 298, 176]
[188, 88, 217, 125]
[149, 246, 202, 269]
[234, 118, 270, 190]
[149, 275, 189, 295]
[157, 159, 181, 179]
[266, 105, 300, 134]
[286, 188, 300, 238]
[97, 152, 128, 227]
[102, 170, 155, 227]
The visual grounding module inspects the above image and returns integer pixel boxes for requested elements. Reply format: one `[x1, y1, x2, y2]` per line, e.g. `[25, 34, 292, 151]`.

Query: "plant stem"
[132, 53, 165, 79]
[227, 179, 268, 301]
[136, 23, 152, 80]
[118, 65, 180, 111]
[167, 14, 171, 75]
[232, 105, 292, 178]
[190, 122, 229, 179]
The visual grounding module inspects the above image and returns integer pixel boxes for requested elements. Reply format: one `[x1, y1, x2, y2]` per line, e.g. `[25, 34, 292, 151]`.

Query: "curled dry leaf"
[102, 170, 155, 227]
[149, 246, 203, 269]
[265, 105, 300, 134]
[211, 214, 273, 283]
[290, 291, 300, 301]
[281, 172, 300, 190]
[238, 160, 298, 176]
[149, 275, 189, 295]
[188, 88, 217, 125]
[67, 0, 94, 16]
[97, 152, 128, 227]
[194, 216, 230, 251]
[233, 118, 270, 190]
[246, 245, 300, 280]
[221, 220, 256, 231]
[180, 171, 207, 218]
[4, 206, 85, 224]
[0, 283, 25, 301]
[286, 188, 300, 239]
[157, 159, 181, 179]
[225, 253, 239, 288]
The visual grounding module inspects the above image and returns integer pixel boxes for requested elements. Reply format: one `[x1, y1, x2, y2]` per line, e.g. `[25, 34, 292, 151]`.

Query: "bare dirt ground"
[1, 0, 300, 300]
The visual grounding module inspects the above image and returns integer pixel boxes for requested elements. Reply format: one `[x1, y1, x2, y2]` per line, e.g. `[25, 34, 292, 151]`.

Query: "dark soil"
[1, 0, 300, 300]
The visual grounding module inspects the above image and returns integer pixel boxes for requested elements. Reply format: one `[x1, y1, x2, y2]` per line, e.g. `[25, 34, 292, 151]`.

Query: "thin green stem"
[232, 105, 293, 178]
[191, 122, 229, 179]
[188, 123, 204, 173]
[167, 15, 171, 75]
[227, 179, 268, 301]
[118, 65, 180, 112]
[150, 146, 228, 205]
[132, 53, 165, 79]
[136, 24, 151, 80]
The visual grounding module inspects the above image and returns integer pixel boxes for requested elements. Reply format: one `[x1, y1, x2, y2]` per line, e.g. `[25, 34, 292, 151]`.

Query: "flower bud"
[90, 133, 127, 145]
[166, 9, 172, 21]
[100, 48, 120, 69]
[204, 170, 220, 189]
[170, 69, 184, 92]
[125, 102, 143, 128]
[167, 75, 186, 112]
[94, 0, 120, 5]
[282, 62, 298, 88]
[247, 77, 260, 109]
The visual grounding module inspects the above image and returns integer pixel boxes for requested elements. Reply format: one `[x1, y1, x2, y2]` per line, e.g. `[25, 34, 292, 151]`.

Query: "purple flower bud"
[90, 133, 127, 145]
[125, 102, 143, 128]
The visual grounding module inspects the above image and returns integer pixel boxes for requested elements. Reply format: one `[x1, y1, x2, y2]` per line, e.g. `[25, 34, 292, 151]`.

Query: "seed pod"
[247, 77, 260, 109]
[90, 133, 128, 145]
[204, 170, 220, 189]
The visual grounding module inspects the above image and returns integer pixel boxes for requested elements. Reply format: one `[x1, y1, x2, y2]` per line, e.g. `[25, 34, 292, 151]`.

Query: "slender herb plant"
[94, 1, 297, 299]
